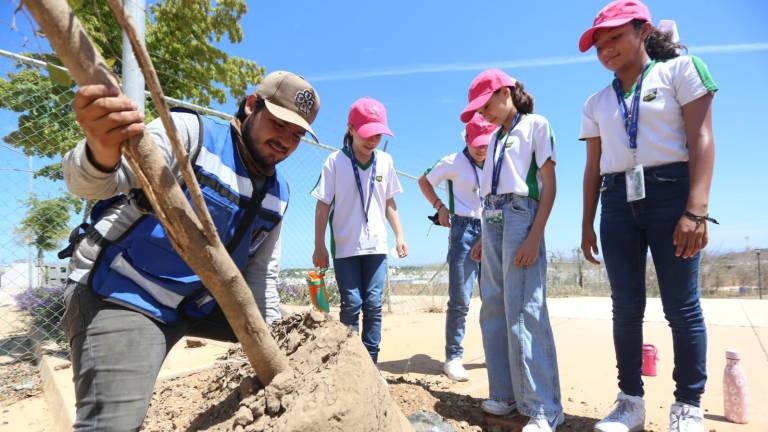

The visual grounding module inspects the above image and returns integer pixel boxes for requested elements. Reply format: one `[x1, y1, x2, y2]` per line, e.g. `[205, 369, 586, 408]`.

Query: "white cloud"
[306, 42, 768, 82]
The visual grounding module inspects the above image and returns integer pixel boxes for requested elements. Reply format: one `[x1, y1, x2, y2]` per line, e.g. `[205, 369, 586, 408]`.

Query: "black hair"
[343, 131, 353, 149]
[510, 82, 534, 114]
[235, 96, 266, 122]
[632, 19, 687, 61]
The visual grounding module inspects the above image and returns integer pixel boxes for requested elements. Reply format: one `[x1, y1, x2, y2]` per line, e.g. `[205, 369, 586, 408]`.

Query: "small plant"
[14, 285, 66, 345]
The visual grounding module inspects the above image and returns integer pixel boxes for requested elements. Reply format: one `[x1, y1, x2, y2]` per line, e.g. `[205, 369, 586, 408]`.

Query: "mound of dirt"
[142, 311, 410, 431]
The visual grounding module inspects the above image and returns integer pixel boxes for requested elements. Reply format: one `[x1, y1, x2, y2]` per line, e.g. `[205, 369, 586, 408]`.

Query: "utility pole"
[27, 156, 33, 289]
[757, 249, 764, 300]
[574, 248, 584, 289]
[121, 0, 146, 112]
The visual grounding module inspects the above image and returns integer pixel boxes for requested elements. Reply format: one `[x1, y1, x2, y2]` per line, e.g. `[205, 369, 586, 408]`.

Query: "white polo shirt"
[425, 150, 483, 219]
[579, 55, 718, 174]
[312, 148, 403, 259]
[479, 113, 556, 200]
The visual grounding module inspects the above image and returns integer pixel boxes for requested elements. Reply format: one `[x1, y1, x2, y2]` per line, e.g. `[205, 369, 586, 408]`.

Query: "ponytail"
[343, 132, 353, 150]
[632, 19, 687, 61]
[510, 82, 534, 114]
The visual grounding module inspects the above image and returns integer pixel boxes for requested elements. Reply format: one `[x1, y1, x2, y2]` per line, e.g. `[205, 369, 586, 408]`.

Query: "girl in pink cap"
[461, 69, 563, 431]
[578, 1, 718, 431]
[417, 113, 494, 382]
[311, 97, 407, 364]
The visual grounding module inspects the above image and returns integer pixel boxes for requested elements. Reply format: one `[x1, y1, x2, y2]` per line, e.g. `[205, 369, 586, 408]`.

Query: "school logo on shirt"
[643, 89, 658, 102]
[375, 175, 383, 182]
[504, 136, 519, 149]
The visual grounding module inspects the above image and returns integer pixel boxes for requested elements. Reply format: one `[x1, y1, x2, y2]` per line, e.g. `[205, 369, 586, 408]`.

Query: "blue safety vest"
[86, 111, 288, 323]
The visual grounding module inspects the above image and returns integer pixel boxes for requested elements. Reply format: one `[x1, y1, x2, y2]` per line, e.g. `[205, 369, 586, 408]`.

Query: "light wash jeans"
[445, 214, 481, 361]
[479, 193, 563, 420]
[333, 253, 387, 363]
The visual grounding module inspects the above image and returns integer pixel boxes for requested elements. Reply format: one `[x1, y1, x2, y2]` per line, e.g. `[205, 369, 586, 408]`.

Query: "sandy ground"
[1, 296, 766, 431]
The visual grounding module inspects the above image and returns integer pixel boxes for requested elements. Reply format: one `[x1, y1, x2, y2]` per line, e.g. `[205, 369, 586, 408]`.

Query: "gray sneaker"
[594, 392, 645, 432]
[481, 399, 517, 416]
[668, 402, 703, 432]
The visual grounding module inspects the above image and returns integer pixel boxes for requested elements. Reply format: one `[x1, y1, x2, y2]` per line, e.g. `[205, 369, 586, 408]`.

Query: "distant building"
[0, 260, 68, 306]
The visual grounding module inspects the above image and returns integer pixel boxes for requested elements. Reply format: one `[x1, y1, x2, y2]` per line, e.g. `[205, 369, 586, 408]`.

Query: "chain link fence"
[1, 50, 764, 370]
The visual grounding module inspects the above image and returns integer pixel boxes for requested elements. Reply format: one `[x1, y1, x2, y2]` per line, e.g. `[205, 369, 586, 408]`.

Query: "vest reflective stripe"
[262, 193, 287, 215]
[196, 145, 254, 200]
[109, 252, 185, 308]
[88, 112, 288, 323]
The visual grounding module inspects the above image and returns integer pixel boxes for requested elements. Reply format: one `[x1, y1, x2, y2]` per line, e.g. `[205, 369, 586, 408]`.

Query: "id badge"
[359, 228, 379, 249]
[483, 209, 503, 225]
[625, 164, 646, 202]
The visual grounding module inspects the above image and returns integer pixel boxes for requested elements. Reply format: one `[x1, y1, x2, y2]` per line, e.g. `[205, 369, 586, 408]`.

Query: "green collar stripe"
[342, 147, 375, 170]
[623, 60, 657, 99]
[690, 55, 719, 93]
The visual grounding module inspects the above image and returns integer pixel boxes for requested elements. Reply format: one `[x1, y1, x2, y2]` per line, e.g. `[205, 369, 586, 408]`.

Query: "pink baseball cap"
[465, 113, 496, 148]
[348, 97, 394, 138]
[579, 0, 651, 52]
[460, 69, 517, 123]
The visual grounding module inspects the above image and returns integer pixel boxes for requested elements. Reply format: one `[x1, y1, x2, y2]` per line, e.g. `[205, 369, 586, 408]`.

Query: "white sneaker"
[523, 412, 565, 432]
[668, 402, 703, 432]
[443, 358, 469, 382]
[594, 392, 645, 432]
[481, 399, 517, 416]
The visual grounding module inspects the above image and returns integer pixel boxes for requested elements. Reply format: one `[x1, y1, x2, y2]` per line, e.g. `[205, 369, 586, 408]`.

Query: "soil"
[142, 311, 410, 431]
[140, 311, 601, 432]
[0, 359, 42, 406]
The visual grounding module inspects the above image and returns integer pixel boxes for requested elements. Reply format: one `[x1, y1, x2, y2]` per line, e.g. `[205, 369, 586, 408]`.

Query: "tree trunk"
[23, 0, 288, 384]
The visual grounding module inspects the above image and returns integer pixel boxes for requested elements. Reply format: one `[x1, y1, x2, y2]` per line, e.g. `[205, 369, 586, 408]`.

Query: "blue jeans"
[446, 215, 481, 361]
[479, 193, 562, 420]
[333, 254, 387, 363]
[600, 162, 707, 407]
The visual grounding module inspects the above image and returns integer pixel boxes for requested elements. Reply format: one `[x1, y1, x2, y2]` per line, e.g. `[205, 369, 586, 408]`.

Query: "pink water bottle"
[641, 344, 658, 376]
[723, 349, 749, 424]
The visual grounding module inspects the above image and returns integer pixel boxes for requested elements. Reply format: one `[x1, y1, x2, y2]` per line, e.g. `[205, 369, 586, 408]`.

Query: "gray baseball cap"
[253, 71, 320, 141]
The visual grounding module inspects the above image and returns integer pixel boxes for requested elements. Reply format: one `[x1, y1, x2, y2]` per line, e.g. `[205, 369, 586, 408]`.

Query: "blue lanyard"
[612, 62, 651, 151]
[463, 148, 481, 199]
[348, 144, 376, 225]
[490, 112, 522, 196]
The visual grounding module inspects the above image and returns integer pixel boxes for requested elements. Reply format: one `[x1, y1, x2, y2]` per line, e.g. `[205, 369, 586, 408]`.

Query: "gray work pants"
[62, 282, 244, 431]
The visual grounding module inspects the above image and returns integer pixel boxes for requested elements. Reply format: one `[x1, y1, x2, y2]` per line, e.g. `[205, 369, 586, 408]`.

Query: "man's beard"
[242, 115, 278, 176]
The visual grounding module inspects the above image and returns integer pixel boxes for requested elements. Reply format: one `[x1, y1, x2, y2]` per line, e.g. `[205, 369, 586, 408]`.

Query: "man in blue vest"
[61, 71, 319, 430]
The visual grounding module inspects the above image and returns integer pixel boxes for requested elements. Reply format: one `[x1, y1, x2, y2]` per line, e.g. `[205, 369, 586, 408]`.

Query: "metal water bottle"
[723, 349, 749, 424]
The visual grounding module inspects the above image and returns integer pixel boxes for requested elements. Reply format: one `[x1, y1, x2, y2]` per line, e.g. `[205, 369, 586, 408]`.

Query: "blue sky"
[1, 0, 767, 268]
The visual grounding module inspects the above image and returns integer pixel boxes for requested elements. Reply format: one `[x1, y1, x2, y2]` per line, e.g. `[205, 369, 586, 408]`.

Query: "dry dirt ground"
[142, 311, 410, 431]
[138, 311, 599, 432]
[3, 298, 766, 431]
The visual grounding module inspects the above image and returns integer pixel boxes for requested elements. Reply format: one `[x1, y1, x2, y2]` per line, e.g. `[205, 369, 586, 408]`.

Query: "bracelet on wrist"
[683, 211, 719, 227]
[432, 198, 442, 209]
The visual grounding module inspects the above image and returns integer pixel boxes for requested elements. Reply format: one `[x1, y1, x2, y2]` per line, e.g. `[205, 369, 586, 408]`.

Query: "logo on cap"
[367, 104, 380, 118]
[294, 89, 315, 115]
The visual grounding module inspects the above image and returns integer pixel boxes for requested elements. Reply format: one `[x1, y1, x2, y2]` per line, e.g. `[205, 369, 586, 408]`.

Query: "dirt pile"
[142, 311, 411, 431]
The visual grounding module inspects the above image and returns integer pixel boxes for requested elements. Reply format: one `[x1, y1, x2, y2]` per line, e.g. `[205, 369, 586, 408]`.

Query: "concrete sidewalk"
[18, 297, 768, 431]
[379, 296, 768, 431]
